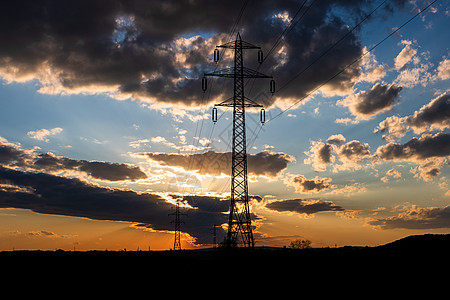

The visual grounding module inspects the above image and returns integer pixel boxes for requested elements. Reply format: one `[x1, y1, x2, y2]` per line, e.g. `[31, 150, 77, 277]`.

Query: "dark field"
[2, 234, 448, 268]
[2, 234, 448, 287]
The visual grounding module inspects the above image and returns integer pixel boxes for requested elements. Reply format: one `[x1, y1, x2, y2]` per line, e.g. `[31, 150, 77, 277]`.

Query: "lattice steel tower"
[169, 200, 186, 250]
[204, 33, 273, 247]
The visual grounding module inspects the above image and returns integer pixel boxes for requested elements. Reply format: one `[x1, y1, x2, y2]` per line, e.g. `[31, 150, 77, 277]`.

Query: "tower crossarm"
[216, 32, 260, 49]
[215, 96, 263, 108]
[205, 66, 272, 79]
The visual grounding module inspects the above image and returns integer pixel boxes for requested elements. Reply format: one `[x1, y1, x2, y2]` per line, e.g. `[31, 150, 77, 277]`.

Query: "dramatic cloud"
[0, 0, 409, 109]
[25, 230, 73, 239]
[394, 41, 417, 70]
[326, 134, 346, 145]
[376, 132, 450, 161]
[376, 132, 450, 181]
[380, 168, 402, 183]
[0, 138, 147, 181]
[406, 93, 450, 133]
[0, 166, 169, 223]
[337, 83, 403, 120]
[0, 166, 229, 244]
[393, 62, 433, 88]
[306, 131, 449, 179]
[374, 115, 408, 141]
[375, 93, 450, 140]
[27, 128, 63, 142]
[357, 48, 386, 83]
[337, 140, 371, 162]
[302, 142, 332, 172]
[140, 150, 294, 178]
[436, 58, 450, 80]
[285, 175, 335, 193]
[409, 157, 447, 182]
[265, 198, 344, 215]
[304, 135, 374, 172]
[303, 142, 335, 172]
[391, 40, 437, 89]
[368, 205, 450, 229]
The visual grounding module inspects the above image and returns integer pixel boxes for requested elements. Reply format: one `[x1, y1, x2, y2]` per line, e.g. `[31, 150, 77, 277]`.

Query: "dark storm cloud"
[376, 132, 450, 161]
[0, 141, 146, 181]
[0, 166, 170, 225]
[140, 150, 294, 177]
[286, 175, 335, 193]
[338, 83, 403, 119]
[326, 134, 346, 145]
[405, 93, 450, 132]
[375, 93, 450, 140]
[0, 144, 30, 167]
[306, 132, 450, 174]
[77, 161, 147, 181]
[368, 205, 450, 229]
[354, 83, 402, 116]
[306, 132, 449, 177]
[0, 0, 408, 107]
[374, 132, 450, 182]
[317, 143, 334, 164]
[0, 166, 228, 244]
[265, 198, 344, 215]
[337, 140, 371, 161]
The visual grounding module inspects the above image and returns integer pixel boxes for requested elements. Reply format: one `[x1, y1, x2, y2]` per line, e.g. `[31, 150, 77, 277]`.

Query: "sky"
[0, 0, 449, 250]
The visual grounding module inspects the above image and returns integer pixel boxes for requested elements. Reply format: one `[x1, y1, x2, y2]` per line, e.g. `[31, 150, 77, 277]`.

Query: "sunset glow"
[0, 0, 449, 250]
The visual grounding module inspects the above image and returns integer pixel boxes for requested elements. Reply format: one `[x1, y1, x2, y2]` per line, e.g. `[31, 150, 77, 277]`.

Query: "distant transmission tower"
[203, 33, 274, 248]
[169, 200, 186, 250]
[212, 224, 218, 248]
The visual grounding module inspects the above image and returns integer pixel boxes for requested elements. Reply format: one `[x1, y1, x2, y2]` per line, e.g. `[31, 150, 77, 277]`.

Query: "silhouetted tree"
[288, 239, 311, 249]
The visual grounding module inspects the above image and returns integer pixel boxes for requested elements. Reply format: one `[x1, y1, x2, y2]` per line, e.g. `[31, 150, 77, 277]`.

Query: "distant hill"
[379, 234, 450, 251]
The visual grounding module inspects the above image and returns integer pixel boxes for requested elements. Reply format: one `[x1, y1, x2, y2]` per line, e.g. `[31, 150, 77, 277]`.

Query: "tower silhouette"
[168, 200, 186, 250]
[204, 33, 273, 247]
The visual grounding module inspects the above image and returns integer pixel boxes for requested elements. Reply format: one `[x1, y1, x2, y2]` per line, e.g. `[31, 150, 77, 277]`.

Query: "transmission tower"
[212, 224, 218, 248]
[203, 33, 273, 248]
[168, 200, 186, 250]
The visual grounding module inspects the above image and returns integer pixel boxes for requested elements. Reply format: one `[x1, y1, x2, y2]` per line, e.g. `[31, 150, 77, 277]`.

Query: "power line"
[262, 0, 311, 65]
[277, 0, 387, 93]
[246, 0, 315, 98]
[267, 0, 439, 123]
[244, 0, 388, 148]
[194, 0, 250, 142]
[203, 0, 310, 152]
[243, 0, 439, 155]
[228, 0, 250, 41]
[193, 0, 250, 147]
